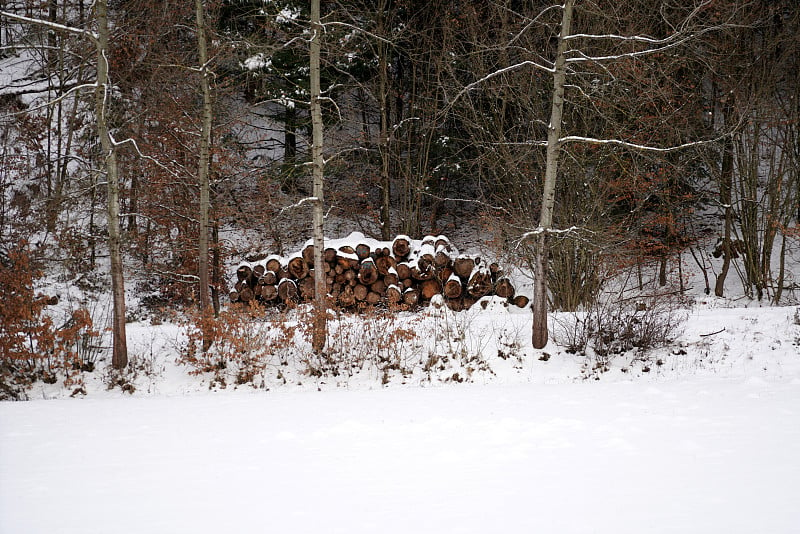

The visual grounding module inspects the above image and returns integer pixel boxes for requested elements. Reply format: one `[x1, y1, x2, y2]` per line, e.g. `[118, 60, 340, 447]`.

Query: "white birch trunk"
[532, 0, 574, 349]
[310, 0, 327, 353]
[95, 0, 128, 368]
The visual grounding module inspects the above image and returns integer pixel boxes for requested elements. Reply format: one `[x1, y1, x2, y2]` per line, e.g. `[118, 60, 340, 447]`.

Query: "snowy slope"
[1, 302, 800, 533]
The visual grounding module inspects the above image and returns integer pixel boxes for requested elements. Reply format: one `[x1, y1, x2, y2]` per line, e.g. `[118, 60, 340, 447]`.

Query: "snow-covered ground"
[2, 301, 799, 533]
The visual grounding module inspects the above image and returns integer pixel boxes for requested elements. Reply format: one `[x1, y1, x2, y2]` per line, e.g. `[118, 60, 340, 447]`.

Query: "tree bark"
[377, 0, 391, 240]
[96, 0, 128, 368]
[532, 0, 574, 350]
[195, 0, 213, 350]
[310, 0, 327, 353]
[714, 98, 734, 297]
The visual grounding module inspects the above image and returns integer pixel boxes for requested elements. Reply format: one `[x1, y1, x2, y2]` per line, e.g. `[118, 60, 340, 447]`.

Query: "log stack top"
[230, 231, 529, 312]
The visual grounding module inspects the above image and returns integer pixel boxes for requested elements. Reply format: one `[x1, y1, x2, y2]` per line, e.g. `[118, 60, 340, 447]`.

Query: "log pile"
[229, 233, 529, 312]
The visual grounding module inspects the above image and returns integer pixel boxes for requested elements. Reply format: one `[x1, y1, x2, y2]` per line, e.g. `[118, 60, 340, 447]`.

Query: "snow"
[1, 302, 800, 533]
[1, 378, 799, 533]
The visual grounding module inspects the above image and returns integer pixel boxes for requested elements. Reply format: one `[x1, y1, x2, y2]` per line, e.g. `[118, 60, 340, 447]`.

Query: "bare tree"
[310, 0, 326, 353]
[195, 0, 213, 350]
[95, 0, 127, 368]
[2, 2, 128, 367]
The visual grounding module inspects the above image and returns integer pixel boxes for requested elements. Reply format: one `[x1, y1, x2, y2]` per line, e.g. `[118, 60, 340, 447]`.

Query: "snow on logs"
[229, 233, 530, 312]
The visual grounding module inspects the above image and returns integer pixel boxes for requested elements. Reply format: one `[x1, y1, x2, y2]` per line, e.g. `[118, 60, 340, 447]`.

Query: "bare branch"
[447, 60, 554, 109]
[0, 10, 98, 43]
[558, 134, 731, 152]
[0, 82, 96, 118]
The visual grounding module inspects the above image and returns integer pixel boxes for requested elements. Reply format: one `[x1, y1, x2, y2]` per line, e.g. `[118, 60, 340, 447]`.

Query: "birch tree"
[195, 0, 213, 349]
[445, 0, 730, 348]
[309, 0, 326, 353]
[2, 1, 129, 368]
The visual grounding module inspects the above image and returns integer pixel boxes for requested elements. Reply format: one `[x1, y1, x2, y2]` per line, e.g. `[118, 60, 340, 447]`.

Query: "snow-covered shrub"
[0, 244, 102, 399]
[420, 296, 495, 381]
[307, 307, 423, 384]
[179, 303, 299, 389]
[555, 294, 687, 372]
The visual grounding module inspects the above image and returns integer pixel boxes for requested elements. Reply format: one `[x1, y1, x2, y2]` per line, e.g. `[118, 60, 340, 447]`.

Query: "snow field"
[1, 302, 799, 533]
[2, 378, 800, 533]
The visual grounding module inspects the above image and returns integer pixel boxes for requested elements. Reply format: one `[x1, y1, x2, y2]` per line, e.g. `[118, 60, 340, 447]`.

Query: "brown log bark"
[386, 284, 402, 305]
[383, 269, 399, 287]
[420, 278, 442, 300]
[324, 247, 337, 263]
[434, 248, 451, 270]
[453, 257, 475, 280]
[239, 287, 254, 302]
[494, 277, 515, 299]
[403, 288, 420, 307]
[392, 236, 411, 259]
[417, 246, 435, 271]
[338, 285, 356, 307]
[261, 284, 278, 302]
[302, 244, 315, 265]
[446, 298, 464, 312]
[355, 243, 371, 261]
[354, 283, 369, 301]
[437, 265, 454, 282]
[277, 279, 298, 302]
[443, 275, 463, 299]
[434, 236, 451, 252]
[375, 255, 396, 276]
[396, 262, 412, 281]
[358, 259, 379, 285]
[337, 248, 359, 269]
[467, 269, 492, 298]
[236, 264, 252, 281]
[412, 265, 435, 281]
[288, 256, 310, 280]
[266, 257, 282, 273]
[489, 262, 503, 283]
[278, 266, 290, 281]
[462, 295, 477, 309]
[299, 276, 315, 301]
[366, 291, 381, 305]
[370, 279, 387, 295]
[512, 295, 530, 308]
[262, 271, 277, 285]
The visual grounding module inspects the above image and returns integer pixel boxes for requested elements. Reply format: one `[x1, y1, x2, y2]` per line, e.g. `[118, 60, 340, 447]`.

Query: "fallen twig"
[700, 328, 726, 337]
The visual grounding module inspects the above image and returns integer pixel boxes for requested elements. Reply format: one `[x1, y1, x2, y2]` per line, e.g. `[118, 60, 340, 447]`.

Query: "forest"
[1, 0, 799, 397]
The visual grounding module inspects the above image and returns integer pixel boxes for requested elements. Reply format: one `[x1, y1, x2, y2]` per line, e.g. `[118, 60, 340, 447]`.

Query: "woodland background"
[1, 0, 799, 392]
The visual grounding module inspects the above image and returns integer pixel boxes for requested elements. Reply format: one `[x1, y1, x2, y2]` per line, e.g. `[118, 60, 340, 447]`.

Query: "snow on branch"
[0, 11, 98, 43]
[518, 226, 582, 241]
[278, 196, 321, 216]
[447, 60, 554, 109]
[558, 134, 729, 153]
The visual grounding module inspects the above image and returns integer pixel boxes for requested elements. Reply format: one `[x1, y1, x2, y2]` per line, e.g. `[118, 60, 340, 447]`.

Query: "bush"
[0, 244, 102, 399]
[554, 293, 687, 371]
[179, 303, 299, 389]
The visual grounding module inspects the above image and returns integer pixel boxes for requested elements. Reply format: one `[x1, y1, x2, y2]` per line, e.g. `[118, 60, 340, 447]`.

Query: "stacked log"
[229, 234, 528, 312]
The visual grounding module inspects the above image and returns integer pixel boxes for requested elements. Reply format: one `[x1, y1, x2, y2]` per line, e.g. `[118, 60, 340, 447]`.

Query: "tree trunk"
[378, 2, 391, 240]
[195, 0, 213, 351]
[714, 98, 734, 297]
[532, 0, 574, 350]
[96, 0, 127, 369]
[310, 0, 326, 354]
